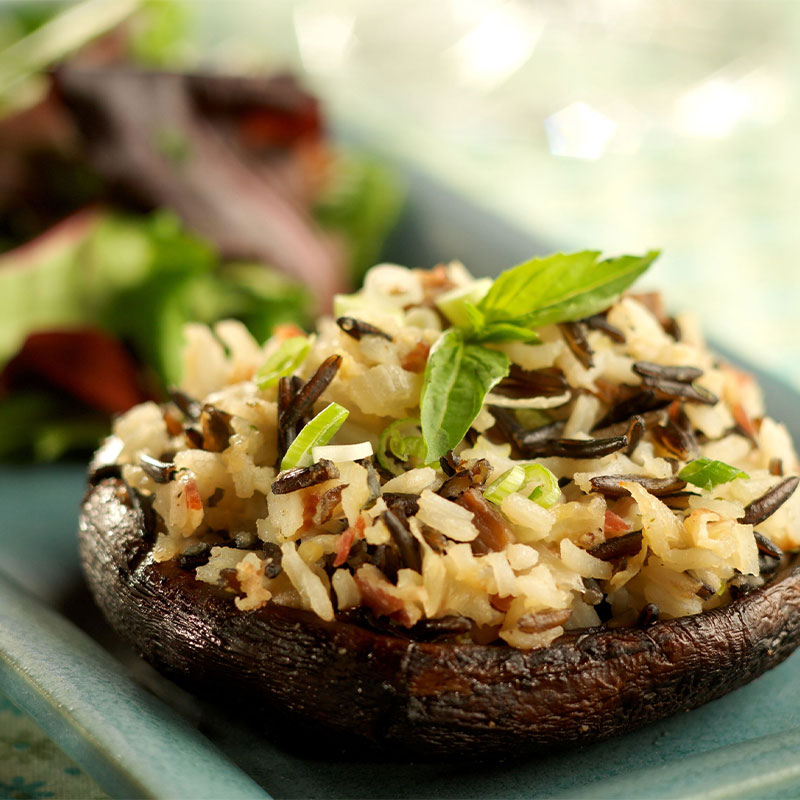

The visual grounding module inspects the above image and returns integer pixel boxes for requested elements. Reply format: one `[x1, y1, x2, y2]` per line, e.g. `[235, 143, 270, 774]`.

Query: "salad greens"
[0, 210, 313, 460]
[678, 457, 749, 490]
[421, 250, 659, 462]
[0, 210, 312, 383]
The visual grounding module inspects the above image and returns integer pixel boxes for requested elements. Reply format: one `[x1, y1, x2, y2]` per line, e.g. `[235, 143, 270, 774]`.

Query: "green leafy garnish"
[678, 457, 749, 490]
[254, 336, 311, 390]
[420, 250, 658, 462]
[472, 250, 659, 339]
[421, 329, 509, 462]
[280, 402, 349, 471]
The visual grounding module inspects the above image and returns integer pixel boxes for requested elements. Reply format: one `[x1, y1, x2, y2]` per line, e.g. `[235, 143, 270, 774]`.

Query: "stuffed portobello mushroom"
[79, 252, 800, 757]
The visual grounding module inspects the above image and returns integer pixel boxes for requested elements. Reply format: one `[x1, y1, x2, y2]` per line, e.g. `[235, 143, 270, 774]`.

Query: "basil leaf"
[678, 457, 749, 490]
[471, 321, 541, 343]
[477, 250, 659, 329]
[420, 329, 509, 462]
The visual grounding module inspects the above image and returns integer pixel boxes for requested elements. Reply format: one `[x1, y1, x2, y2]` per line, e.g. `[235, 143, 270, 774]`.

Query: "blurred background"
[1, 0, 798, 463]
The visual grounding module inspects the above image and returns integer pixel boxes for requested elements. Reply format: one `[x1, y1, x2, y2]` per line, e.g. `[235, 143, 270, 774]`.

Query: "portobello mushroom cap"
[79, 475, 800, 758]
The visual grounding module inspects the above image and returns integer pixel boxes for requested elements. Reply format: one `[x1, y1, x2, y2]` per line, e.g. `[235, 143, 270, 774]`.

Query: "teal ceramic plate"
[3, 178, 800, 799]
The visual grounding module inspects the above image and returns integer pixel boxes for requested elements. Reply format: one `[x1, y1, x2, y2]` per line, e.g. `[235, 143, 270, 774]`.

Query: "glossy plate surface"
[2, 175, 800, 798]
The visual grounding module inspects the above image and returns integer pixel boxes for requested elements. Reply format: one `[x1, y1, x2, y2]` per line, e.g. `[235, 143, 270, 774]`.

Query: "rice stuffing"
[101, 256, 800, 650]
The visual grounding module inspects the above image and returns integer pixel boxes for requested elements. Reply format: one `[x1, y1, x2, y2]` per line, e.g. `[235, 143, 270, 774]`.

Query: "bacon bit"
[733, 402, 758, 442]
[401, 341, 430, 373]
[354, 565, 406, 617]
[456, 488, 512, 554]
[301, 490, 320, 533]
[184, 478, 203, 511]
[273, 322, 306, 340]
[489, 593, 514, 613]
[334, 516, 365, 567]
[604, 510, 629, 535]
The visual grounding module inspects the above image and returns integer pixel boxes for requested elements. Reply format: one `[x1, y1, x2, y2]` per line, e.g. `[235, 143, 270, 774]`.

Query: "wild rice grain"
[139, 454, 176, 484]
[383, 509, 422, 572]
[740, 476, 800, 526]
[178, 542, 212, 570]
[583, 314, 626, 343]
[521, 434, 629, 460]
[632, 361, 704, 383]
[262, 542, 283, 578]
[637, 603, 660, 627]
[279, 355, 342, 431]
[336, 316, 393, 341]
[588, 531, 644, 561]
[169, 388, 202, 420]
[589, 474, 687, 498]
[754, 531, 783, 559]
[517, 608, 572, 633]
[272, 459, 340, 494]
[560, 321, 595, 369]
[625, 415, 645, 455]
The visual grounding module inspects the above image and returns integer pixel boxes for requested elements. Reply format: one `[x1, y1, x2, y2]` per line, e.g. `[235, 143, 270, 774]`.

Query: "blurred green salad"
[0, 0, 403, 461]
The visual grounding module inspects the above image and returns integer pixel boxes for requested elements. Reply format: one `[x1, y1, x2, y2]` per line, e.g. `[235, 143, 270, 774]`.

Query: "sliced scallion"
[280, 402, 349, 471]
[484, 465, 527, 505]
[377, 417, 426, 474]
[523, 463, 560, 507]
[255, 336, 311, 390]
[678, 457, 749, 490]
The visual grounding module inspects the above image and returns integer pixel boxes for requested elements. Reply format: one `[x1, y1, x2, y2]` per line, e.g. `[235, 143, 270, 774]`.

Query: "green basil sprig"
[421, 250, 659, 462]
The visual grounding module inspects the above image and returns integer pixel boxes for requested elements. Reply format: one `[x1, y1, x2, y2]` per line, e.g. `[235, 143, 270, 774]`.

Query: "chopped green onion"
[434, 278, 493, 329]
[523, 464, 560, 507]
[377, 417, 426, 474]
[484, 463, 560, 507]
[678, 457, 749, 490]
[280, 402, 349, 471]
[255, 336, 311, 390]
[484, 465, 527, 505]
